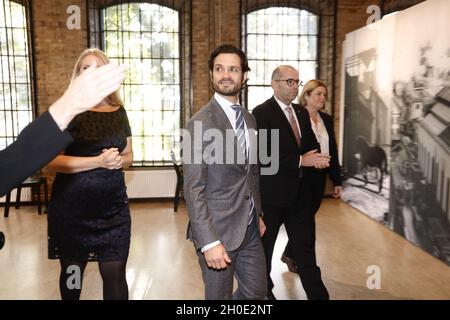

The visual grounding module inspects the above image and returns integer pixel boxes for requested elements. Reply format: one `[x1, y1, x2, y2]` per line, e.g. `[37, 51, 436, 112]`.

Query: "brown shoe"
[281, 254, 299, 273]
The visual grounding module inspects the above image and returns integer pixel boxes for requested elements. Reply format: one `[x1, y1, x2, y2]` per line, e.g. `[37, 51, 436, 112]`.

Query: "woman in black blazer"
[282, 80, 342, 274]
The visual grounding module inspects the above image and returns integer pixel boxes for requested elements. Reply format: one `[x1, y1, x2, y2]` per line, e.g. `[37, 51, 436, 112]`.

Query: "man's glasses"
[274, 79, 303, 87]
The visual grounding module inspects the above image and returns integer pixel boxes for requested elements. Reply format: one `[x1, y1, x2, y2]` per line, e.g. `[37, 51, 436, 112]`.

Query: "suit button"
[245, 195, 250, 200]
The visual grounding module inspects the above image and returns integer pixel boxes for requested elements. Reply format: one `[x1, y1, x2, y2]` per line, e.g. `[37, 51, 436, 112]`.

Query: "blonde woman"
[47, 49, 133, 300]
[298, 80, 342, 199]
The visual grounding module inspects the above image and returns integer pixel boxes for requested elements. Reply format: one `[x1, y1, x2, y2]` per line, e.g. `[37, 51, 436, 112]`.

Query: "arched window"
[101, 2, 182, 166]
[0, 0, 33, 149]
[243, 6, 318, 111]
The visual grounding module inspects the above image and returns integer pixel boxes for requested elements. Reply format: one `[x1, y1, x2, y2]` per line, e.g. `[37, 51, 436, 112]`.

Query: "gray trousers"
[196, 214, 267, 300]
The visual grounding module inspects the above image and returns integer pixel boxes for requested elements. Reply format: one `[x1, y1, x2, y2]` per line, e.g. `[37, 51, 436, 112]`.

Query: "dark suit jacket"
[298, 110, 342, 214]
[318, 111, 342, 187]
[252, 96, 320, 207]
[0, 111, 73, 196]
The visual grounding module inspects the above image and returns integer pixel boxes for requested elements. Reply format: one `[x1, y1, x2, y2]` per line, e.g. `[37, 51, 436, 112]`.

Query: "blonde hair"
[71, 48, 124, 107]
[298, 79, 328, 108]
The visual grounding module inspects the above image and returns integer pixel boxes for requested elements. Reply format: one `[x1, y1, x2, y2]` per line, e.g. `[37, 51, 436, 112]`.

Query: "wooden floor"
[0, 198, 449, 300]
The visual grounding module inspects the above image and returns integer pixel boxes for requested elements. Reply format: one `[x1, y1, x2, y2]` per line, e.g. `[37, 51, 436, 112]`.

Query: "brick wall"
[191, 0, 240, 113]
[32, 0, 87, 114]
[31, 0, 425, 131]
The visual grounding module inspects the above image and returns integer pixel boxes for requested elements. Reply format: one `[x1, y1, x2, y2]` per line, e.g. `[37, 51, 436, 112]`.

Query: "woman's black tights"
[59, 259, 128, 300]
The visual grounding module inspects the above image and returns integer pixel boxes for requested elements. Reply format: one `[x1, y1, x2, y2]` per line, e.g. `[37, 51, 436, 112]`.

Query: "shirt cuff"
[298, 155, 303, 168]
[201, 240, 221, 253]
[49, 111, 67, 132]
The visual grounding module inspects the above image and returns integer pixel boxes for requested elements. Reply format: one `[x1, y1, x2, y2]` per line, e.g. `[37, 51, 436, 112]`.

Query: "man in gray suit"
[183, 44, 267, 300]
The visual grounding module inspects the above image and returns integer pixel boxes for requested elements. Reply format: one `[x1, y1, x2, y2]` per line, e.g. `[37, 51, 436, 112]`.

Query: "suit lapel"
[319, 111, 332, 136]
[295, 106, 320, 153]
[208, 97, 233, 133]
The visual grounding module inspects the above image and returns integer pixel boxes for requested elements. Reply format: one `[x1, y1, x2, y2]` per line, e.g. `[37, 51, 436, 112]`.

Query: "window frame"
[0, 0, 36, 149]
[94, 1, 185, 167]
[242, 6, 320, 112]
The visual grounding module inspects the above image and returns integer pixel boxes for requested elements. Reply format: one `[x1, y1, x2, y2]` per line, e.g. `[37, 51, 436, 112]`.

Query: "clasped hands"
[97, 147, 123, 170]
[302, 149, 331, 169]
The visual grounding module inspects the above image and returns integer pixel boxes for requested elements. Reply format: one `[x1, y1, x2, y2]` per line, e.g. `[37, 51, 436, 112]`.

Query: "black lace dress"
[48, 106, 132, 262]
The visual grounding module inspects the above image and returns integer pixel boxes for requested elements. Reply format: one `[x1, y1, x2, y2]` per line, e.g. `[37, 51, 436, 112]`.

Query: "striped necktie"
[232, 104, 254, 224]
[232, 104, 247, 161]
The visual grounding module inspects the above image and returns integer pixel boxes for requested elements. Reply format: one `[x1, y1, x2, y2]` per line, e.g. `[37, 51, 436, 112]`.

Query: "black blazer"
[298, 110, 342, 215]
[252, 96, 320, 207]
[0, 111, 73, 196]
[318, 111, 342, 187]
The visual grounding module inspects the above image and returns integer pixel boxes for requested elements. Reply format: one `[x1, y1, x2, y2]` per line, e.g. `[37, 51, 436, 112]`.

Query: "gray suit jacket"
[183, 96, 263, 252]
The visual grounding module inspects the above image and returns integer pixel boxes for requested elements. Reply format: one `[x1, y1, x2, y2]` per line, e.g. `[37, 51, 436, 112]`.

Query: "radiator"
[124, 169, 177, 199]
[0, 170, 176, 202]
[0, 188, 32, 203]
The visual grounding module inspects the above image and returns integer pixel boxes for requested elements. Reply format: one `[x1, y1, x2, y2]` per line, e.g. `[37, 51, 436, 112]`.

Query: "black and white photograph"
[341, 0, 450, 266]
[341, 13, 395, 224]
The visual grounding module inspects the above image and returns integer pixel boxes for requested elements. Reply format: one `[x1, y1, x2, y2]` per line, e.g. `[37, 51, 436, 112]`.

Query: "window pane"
[244, 7, 318, 110]
[128, 58, 144, 84]
[161, 85, 180, 111]
[265, 61, 281, 82]
[308, 14, 318, 35]
[0, 0, 32, 147]
[131, 136, 144, 162]
[102, 3, 181, 166]
[299, 61, 317, 83]
[0, 27, 7, 55]
[15, 84, 30, 105]
[149, 59, 163, 83]
[123, 32, 141, 58]
[163, 33, 178, 59]
[247, 86, 273, 111]
[300, 36, 317, 60]
[246, 34, 257, 60]
[104, 31, 119, 58]
[16, 110, 31, 132]
[283, 36, 299, 60]
[13, 56, 29, 83]
[142, 32, 153, 59]
[12, 28, 27, 55]
[0, 110, 13, 136]
[10, 2, 26, 28]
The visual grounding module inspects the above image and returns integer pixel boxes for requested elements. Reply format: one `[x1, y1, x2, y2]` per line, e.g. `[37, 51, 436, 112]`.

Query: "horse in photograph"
[355, 136, 387, 193]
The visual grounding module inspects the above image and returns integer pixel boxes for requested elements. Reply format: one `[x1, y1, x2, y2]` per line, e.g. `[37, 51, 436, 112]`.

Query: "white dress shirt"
[310, 113, 329, 155]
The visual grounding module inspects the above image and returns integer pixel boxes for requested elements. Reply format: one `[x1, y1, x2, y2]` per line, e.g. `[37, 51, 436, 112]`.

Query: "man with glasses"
[252, 65, 331, 300]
